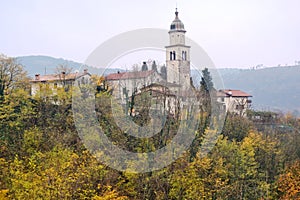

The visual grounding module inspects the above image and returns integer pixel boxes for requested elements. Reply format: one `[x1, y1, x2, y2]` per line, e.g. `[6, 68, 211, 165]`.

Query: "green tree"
[199, 68, 214, 115]
[200, 67, 213, 92]
[151, 61, 157, 71]
[221, 113, 253, 142]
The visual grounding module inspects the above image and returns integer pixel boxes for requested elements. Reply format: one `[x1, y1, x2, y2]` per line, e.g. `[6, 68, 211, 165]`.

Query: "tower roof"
[169, 8, 186, 32]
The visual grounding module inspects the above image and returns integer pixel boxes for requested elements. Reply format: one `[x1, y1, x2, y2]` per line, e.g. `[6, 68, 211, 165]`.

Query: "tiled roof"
[106, 70, 155, 80]
[31, 72, 90, 82]
[136, 89, 176, 98]
[218, 89, 252, 97]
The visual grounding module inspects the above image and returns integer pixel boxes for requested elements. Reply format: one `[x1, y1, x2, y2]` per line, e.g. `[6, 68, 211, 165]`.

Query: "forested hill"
[16, 55, 83, 76]
[16, 55, 123, 77]
[1, 54, 300, 199]
[17, 55, 300, 114]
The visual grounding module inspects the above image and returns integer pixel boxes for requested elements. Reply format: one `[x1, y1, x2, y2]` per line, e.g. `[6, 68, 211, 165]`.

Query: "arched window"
[173, 51, 176, 60]
[170, 51, 173, 60]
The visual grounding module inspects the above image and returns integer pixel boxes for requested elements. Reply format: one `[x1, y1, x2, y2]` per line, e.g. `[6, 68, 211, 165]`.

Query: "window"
[236, 105, 244, 110]
[182, 51, 187, 60]
[170, 51, 176, 60]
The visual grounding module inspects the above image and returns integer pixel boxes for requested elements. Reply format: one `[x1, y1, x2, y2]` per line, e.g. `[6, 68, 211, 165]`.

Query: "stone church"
[106, 9, 192, 99]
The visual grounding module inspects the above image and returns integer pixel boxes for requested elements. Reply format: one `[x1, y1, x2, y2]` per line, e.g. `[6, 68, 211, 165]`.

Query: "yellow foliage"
[0, 189, 9, 200]
[277, 160, 300, 199]
[93, 186, 128, 200]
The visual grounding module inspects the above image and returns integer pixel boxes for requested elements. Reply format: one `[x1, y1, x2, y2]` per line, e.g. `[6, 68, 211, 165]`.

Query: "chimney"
[35, 74, 40, 80]
[61, 71, 66, 79]
[83, 69, 88, 74]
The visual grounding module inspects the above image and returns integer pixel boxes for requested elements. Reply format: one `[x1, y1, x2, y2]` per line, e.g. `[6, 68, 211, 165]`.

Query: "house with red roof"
[30, 69, 91, 96]
[217, 89, 252, 116]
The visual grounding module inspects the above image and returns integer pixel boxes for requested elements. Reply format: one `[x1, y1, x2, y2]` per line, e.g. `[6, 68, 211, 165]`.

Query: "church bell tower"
[166, 8, 191, 88]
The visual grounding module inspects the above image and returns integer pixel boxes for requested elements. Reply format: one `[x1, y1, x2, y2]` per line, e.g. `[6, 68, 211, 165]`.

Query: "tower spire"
[175, 7, 178, 18]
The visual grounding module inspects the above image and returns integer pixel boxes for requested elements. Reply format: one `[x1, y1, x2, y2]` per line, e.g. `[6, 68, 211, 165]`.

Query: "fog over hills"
[17, 55, 300, 115]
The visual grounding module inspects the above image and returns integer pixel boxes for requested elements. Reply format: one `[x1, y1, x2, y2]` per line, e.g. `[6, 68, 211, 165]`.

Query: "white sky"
[1, 0, 300, 68]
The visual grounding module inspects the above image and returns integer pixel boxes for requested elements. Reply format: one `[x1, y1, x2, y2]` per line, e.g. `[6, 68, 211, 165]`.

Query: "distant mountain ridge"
[16, 55, 123, 77]
[16, 55, 300, 115]
[17, 55, 83, 76]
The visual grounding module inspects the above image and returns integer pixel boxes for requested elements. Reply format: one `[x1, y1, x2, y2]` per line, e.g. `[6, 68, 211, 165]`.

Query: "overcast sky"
[1, 0, 299, 68]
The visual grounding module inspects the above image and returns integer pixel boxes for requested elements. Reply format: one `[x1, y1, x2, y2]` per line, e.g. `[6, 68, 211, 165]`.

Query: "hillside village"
[1, 8, 300, 200]
[29, 9, 252, 117]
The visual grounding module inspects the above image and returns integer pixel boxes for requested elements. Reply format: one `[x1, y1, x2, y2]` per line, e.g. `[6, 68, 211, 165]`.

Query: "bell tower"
[166, 8, 191, 88]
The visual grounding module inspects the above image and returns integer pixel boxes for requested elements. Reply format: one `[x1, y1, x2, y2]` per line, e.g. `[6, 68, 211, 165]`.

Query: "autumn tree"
[0, 88, 36, 159]
[277, 160, 300, 199]
[0, 54, 27, 100]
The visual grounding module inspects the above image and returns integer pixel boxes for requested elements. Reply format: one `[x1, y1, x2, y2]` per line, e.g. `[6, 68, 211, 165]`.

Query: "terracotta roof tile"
[106, 70, 155, 80]
[218, 89, 252, 97]
[31, 72, 90, 82]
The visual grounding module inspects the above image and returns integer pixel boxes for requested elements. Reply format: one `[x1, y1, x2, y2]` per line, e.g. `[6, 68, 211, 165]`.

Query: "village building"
[217, 89, 252, 116]
[30, 69, 91, 96]
[105, 9, 253, 116]
[132, 83, 180, 116]
[105, 68, 165, 102]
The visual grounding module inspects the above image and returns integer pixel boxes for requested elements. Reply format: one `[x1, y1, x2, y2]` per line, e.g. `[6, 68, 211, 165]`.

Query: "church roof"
[169, 8, 185, 32]
[105, 70, 156, 81]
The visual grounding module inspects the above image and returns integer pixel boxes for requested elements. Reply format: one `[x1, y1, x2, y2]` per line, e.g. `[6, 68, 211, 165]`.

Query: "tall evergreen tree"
[200, 68, 214, 92]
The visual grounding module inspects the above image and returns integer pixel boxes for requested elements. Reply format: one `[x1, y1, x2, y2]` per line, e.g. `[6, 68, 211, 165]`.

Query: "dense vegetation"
[1, 55, 300, 199]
